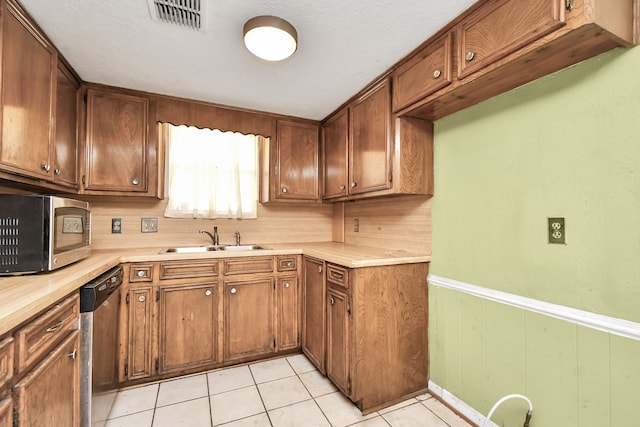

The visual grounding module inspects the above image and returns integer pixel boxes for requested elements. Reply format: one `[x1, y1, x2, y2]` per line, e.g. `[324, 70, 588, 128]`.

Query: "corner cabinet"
[323, 78, 434, 201]
[302, 257, 430, 414]
[82, 87, 161, 198]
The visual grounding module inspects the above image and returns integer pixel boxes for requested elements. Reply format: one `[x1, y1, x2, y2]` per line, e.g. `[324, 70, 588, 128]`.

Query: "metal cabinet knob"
[330, 296, 335, 305]
[286, 261, 292, 267]
[281, 187, 288, 193]
[284, 282, 290, 288]
[351, 182, 357, 188]
[41, 163, 51, 172]
[132, 178, 140, 185]
[68, 349, 77, 360]
[137, 270, 146, 277]
[339, 185, 346, 191]
[433, 69, 442, 78]
[318, 266, 322, 273]
[465, 51, 475, 61]
[230, 288, 237, 294]
[138, 295, 146, 302]
[54, 168, 61, 175]
[205, 290, 212, 296]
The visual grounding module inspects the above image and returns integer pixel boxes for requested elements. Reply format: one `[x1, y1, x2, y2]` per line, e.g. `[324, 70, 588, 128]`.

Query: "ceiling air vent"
[147, 0, 206, 31]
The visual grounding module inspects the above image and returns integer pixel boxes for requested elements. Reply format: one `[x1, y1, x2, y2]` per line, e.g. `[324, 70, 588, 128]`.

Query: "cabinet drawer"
[326, 264, 349, 289]
[457, 0, 565, 79]
[15, 294, 79, 374]
[277, 256, 298, 272]
[129, 264, 154, 282]
[223, 257, 273, 276]
[160, 260, 219, 280]
[0, 337, 13, 388]
[392, 32, 452, 112]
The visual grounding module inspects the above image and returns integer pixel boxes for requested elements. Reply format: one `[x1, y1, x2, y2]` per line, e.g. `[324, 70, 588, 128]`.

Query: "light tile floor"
[104, 354, 473, 427]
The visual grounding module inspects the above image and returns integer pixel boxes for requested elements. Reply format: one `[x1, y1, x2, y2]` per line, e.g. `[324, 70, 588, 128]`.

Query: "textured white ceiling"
[19, 0, 476, 120]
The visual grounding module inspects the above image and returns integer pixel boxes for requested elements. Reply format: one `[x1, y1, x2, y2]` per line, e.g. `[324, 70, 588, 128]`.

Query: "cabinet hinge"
[83, 93, 88, 103]
[347, 301, 351, 315]
[155, 359, 159, 372]
[126, 292, 130, 304]
[81, 174, 86, 185]
[124, 362, 128, 377]
[273, 338, 276, 349]
[388, 172, 393, 183]
[347, 377, 352, 394]
[156, 290, 160, 302]
[565, 0, 574, 10]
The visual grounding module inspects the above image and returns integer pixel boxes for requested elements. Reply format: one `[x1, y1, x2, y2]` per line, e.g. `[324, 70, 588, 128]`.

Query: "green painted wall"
[430, 46, 640, 426]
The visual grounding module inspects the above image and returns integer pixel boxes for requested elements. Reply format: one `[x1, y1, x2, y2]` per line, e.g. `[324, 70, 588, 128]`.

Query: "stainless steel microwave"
[0, 194, 91, 275]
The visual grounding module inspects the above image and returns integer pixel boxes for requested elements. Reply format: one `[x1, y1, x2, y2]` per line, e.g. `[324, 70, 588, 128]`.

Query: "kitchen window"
[163, 124, 262, 219]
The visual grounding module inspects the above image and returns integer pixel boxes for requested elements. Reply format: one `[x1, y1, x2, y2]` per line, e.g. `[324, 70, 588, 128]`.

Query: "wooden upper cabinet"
[322, 108, 348, 199]
[457, 0, 566, 79]
[392, 33, 453, 112]
[275, 119, 320, 201]
[0, 0, 56, 180]
[53, 62, 80, 188]
[84, 88, 150, 193]
[349, 79, 392, 195]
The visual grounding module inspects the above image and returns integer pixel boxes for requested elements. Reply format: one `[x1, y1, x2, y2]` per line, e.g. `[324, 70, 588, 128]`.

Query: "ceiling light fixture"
[243, 16, 298, 61]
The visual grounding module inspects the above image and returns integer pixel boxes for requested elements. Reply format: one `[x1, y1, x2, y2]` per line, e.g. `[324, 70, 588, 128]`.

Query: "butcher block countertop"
[0, 242, 429, 336]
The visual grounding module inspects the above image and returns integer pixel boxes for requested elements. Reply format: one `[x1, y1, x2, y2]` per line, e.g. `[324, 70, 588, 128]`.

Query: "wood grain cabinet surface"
[0, 397, 11, 427]
[0, 0, 56, 181]
[323, 78, 434, 201]
[83, 87, 158, 197]
[0, 338, 13, 393]
[274, 120, 320, 201]
[53, 62, 80, 188]
[13, 330, 80, 427]
[302, 257, 430, 414]
[397, 0, 635, 120]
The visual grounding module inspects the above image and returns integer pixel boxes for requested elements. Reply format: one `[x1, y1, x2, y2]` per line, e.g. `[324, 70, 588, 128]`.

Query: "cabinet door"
[53, 62, 80, 187]
[348, 79, 392, 195]
[326, 287, 350, 397]
[322, 108, 348, 199]
[158, 282, 218, 374]
[224, 278, 275, 361]
[0, 398, 11, 427]
[275, 120, 319, 200]
[301, 257, 326, 372]
[13, 330, 80, 427]
[277, 276, 299, 351]
[0, 1, 55, 179]
[457, 0, 565, 78]
[126, 286, 154, 380]
[84, 89, 149, 192]
[0, 338, 13, 389]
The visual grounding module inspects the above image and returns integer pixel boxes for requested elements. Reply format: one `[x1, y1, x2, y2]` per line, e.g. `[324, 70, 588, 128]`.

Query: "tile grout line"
[247, 360, 275, 426]
[285, 356, 334, 426]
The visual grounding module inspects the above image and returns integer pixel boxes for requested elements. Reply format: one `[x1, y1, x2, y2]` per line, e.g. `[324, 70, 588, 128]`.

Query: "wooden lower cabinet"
[302, 257, 326, 373]
[224, 278, 275, 361]
[277, 276, 300, 351]
[13, 330, 80, 427]
[159, 282, 218, 374]
[125, 285, 155, 381]
[0, 397, 11, 427]
[326, 286, 350, 397]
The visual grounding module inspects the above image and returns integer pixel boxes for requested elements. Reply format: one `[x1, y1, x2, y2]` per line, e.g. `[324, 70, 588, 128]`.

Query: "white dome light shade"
[243, 16, 298, 61]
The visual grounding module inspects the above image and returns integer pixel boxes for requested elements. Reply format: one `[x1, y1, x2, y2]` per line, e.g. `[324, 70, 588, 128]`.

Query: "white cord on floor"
[482, 394, 533, 427]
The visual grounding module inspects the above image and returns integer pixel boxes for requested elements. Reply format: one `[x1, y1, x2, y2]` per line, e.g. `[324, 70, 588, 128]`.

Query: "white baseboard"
[428, 274, 640, 341]
[428, 380, 498, 427]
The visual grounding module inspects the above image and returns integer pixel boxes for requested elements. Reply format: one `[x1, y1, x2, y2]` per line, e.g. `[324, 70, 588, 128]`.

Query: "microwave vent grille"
[0, 217, 19, 266]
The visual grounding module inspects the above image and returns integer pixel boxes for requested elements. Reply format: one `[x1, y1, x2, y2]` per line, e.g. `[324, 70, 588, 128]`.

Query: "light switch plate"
[141, 217, 158, 233]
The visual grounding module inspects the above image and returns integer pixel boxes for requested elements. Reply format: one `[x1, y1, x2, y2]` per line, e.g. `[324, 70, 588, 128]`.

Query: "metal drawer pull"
[330, 296, 335, 305]
[285, 261, 293, 267]
[230, 288, 237, 294]
[284, 282, 290, 288]
[138, 295, 146, 303]
[281, 187, 288, 193]
[331, 271, 344, 280]
[41, 163, 51, 172]
[318, 266, 322, 273]
[339, 185, 346, 191]
[205, 290, 212, 296]
[351, 182, 357, 188]
[137, 270, 146, 277]
[433, 69, 441, 78]
[68, 349, 77, 360]
[46, 320, 63, 333]
[54, 168, 61, 175]
[132, 178, 140, 185]
[465, 51, 475, 61]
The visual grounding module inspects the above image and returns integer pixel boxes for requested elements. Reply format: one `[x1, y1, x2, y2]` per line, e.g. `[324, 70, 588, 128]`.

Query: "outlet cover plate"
[111, 218, 122, 234]
[548, 217, 565, 244]
[141, 217, 158, 233]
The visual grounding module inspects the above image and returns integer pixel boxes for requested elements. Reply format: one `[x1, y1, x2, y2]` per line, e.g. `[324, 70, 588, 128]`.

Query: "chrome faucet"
[199, 226, 219, 245]
[235, 231, 241, 246]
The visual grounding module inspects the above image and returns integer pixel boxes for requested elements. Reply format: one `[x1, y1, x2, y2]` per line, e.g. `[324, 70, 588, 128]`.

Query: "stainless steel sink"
[162, 244, 269, 253]
[216, 245, 269, 251]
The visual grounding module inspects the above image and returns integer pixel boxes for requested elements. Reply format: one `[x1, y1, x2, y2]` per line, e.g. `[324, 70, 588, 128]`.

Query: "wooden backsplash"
[343, 195, 431, 254]
[88, 198, 333, 250]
